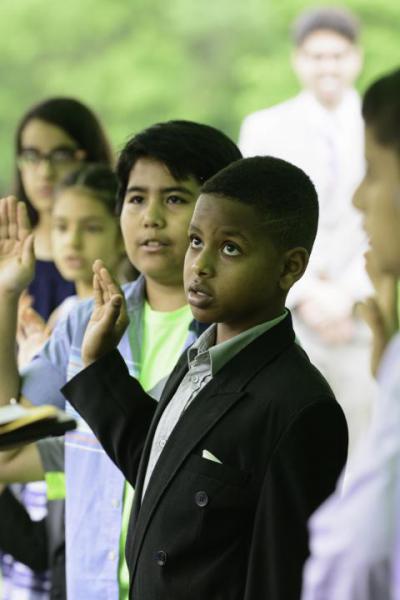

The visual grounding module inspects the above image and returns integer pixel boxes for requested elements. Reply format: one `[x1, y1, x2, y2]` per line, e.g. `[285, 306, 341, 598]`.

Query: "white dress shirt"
[239, 89, 371, 311]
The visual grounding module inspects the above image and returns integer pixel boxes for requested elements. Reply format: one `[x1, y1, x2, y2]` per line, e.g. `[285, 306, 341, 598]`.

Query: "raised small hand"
[0, 196, 35, 296]
[17, 298, 50, 369]
[82, 259, 129, 366]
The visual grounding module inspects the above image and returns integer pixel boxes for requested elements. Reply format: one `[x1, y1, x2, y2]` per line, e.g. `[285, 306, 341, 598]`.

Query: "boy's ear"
[279, 247, 309, 292]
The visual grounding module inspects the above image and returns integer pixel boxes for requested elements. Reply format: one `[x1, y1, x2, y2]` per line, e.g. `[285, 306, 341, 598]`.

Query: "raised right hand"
[81, 259, 129, 366]
[0, 196, 35, 295]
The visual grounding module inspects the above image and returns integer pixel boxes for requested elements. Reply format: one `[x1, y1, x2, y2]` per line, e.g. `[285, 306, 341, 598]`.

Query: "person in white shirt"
[301, 66, 400, 600]
[239, 6, 376, 455]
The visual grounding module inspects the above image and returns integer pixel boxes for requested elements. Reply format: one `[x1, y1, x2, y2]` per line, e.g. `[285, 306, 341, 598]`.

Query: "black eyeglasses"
[18, 147, 84, 169]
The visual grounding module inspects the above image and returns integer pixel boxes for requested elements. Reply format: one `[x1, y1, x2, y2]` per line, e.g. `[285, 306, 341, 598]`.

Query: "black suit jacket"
[63, 313, 348, 600]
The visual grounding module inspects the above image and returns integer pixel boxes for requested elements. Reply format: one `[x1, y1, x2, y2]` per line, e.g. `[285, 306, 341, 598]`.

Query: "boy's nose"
[192, 252, 214, 278]
[143, 200, 165, 228]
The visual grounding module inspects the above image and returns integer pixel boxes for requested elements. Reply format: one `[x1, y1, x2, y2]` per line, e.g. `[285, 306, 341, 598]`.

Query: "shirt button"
[159, 438, 167, 449]
[108, 550, 116, 561]
[155, 550, 167, 566]
[195, 490, 209, 507]
[191, 375, 199, 383]
[111, 498, 120, 508]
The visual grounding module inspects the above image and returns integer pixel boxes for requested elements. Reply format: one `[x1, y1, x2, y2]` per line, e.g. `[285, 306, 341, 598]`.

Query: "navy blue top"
[28, 260, 75, 321]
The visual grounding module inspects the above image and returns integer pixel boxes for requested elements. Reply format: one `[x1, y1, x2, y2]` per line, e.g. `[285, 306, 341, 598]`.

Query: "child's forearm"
[0, 289, 22, 406]
[0, 443, 44, 483]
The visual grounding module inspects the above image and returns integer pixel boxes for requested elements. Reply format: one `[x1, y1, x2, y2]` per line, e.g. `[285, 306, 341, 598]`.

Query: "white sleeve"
[302, 336, 400, 600]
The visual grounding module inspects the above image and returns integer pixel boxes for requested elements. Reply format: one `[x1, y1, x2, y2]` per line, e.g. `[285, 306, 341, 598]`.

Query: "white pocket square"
[202, 449, 222, 464]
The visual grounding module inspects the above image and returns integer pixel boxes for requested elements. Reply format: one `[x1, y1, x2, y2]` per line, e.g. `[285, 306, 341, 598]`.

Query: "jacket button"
[155, 550, 167, 566]
[195, 490, 209, 507]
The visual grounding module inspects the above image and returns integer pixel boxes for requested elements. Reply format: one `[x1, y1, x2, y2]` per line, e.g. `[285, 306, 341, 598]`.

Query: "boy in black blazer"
[63, 156, 348, 600]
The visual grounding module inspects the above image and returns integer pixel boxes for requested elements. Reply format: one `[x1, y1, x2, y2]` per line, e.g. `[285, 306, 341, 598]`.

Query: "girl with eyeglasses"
[15, 97, 113, 320]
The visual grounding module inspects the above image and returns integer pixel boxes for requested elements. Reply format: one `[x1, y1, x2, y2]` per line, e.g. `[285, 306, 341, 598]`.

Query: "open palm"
[82, 259, 129, 366]
[0, 196, 35, 294]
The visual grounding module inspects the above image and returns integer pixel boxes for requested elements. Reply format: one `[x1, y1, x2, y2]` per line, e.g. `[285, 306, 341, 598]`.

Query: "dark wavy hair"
[362, 68, 400, 154]
[115, 120, 242, 214]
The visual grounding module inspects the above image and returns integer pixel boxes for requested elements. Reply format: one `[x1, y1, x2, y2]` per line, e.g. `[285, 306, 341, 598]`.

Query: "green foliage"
[0, 0, 399, 192]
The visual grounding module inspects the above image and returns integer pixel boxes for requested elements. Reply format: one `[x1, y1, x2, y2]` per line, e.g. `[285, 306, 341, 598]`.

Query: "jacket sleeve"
[62, 349, 157, 487]
[0, 487, 48, 572]
[243, 400, 348, 600]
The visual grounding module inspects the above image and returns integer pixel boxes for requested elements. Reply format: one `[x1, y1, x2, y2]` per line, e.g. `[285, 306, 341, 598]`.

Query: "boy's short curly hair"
[201, 156, 319, 254]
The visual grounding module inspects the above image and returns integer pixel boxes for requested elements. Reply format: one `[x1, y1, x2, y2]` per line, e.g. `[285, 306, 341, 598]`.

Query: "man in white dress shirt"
[239, 6, 375, 455]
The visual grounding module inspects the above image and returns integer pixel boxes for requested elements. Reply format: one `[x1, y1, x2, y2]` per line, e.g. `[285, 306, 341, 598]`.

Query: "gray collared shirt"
[142, 311, 287, 497]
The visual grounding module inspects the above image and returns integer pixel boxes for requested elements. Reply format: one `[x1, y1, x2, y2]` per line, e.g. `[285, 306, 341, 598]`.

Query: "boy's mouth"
[187, 282, 213, 308]
[139, 237, 170, 252]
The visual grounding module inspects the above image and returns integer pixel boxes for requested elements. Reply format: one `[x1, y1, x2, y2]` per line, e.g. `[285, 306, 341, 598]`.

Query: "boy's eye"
[222, 243, 241, 256]
[166, 195, 186, 205]
[126, 195, 144, 205]
[189, 236, 203, 249]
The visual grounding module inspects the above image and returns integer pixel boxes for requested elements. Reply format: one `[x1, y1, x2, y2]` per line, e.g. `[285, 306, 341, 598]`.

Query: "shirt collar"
[299, 89, 361, 126]
[187, 310, 288, 375]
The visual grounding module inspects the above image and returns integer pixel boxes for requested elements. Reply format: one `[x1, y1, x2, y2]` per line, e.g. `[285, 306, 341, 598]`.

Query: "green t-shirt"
[118, 302, 193, 598]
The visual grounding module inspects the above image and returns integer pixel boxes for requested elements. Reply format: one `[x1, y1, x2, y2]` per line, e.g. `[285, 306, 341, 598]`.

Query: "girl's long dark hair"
[14, 97, 113, 225]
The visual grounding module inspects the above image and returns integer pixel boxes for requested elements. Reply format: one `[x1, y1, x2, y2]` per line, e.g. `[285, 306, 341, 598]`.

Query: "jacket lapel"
[129, 312, 295, 578]
[131, 351, 190, 516]
[129, 382, 246, 579]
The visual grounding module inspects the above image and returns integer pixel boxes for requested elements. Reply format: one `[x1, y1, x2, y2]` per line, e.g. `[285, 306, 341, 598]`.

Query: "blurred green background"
[1, 0, 399, 193]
